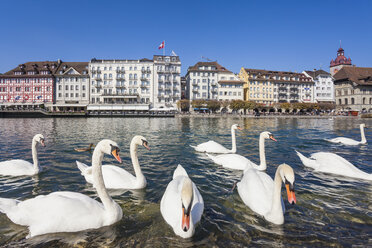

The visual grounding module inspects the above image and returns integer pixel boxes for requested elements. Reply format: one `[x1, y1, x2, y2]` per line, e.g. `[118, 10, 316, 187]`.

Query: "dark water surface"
[0, 117, 371, 247]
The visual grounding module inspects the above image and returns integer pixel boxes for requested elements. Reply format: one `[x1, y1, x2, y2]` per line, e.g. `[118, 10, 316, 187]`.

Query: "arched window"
[345, 98, 348, 105]
[363, 97, 366, 104]
[370, 98, 372, 104]
[339, 99, 342, 105]
[351, 98, 355, 104]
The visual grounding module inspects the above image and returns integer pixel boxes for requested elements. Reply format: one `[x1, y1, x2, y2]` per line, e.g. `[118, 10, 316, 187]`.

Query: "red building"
[0, 61, 60, 108]
[330, 47, 352, 76]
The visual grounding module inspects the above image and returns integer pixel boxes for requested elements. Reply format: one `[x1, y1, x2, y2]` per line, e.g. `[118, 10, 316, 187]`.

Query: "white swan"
[76, 135, 150, 189]
[0, 134, 45, 176]
[160, 164, 204, 238]
[296, 151, 372, 180]
[326, 123, 367, 145]
[237, 163, 296, 225]
[206, 131, 277, 170]
[0, 139, 123, 238]
[190, 124, 242, 154]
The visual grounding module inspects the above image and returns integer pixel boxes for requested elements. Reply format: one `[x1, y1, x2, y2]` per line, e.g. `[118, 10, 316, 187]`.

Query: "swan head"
[181, 178, 194, 232]
[279, 163, 296, 205]
[261, 131, 277, 142]
[232, 124, 243, 131]
[96, 139, 122, 163]
[132, 135, 150, 150]
[89, 143, 94, 148]
[33, 134, 45, 147]
[360, 123, 366, 129]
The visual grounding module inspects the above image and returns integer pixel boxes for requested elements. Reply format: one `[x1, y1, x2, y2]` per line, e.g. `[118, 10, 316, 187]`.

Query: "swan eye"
[110, 144, 120, 153]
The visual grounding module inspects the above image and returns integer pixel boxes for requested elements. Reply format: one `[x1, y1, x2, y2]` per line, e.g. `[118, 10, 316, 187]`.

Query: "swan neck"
[231, 127, 237, 153]
[268, 167, 284, 218]
[130, 141, 144, 183]
[92, 147, 114, 209]
[258, 135, 267, 170]
[360, 125, 367, 143]
[31, 140, 39, 173]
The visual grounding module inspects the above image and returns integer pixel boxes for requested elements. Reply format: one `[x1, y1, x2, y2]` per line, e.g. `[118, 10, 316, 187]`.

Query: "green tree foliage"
[230, 100, 245, 111]
[191, 100, 206, 109]
[177, 99, 190, 112]
[206, 100, 221, 112]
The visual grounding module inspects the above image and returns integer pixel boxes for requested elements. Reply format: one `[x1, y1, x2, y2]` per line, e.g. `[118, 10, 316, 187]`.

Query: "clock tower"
[330, 46, 352, 76]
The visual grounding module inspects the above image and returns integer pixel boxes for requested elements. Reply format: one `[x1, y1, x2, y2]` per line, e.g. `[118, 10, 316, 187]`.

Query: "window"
[70, 93, 73, 97]
[75, 93, 79, 97]
[70, 85, 73, 90]
[82, 86, 86, 91]
[65, 93, 68, 97]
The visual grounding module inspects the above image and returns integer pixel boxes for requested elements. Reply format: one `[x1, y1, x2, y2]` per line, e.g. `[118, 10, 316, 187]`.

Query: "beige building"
[239, 68, 314, 105]
[334, 66, 372, 113]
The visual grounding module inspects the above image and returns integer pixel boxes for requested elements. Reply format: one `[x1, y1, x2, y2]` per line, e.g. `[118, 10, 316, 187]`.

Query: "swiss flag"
[158, 41, 165, 49]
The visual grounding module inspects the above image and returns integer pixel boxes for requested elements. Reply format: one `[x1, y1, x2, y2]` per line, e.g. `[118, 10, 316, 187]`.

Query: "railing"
[102, 92, 139, 97]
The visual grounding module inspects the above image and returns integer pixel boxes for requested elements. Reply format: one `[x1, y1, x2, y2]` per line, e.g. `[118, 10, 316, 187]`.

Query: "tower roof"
[330, 46, 352, 67]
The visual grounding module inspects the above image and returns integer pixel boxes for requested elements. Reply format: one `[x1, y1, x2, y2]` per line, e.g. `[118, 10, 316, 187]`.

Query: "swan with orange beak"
[237, 163, 297, 225]
[160, 165, 204, 238]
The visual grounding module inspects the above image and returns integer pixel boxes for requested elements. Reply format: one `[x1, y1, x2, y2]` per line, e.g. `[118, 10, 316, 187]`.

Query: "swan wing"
[191, 182, 204, 225]
[101, 165, 137, 189]
[173, 164, 189, 179]
[3, 191, 108, 238]
[237, 169, 273, 216]
[194, 141, 230, 153]
[0, 160, 35, 176]
[207, 154, 250, 170]
[311, 152, 372, 180]
[160, 176, 183, 230]
[327, 137, 359, 145]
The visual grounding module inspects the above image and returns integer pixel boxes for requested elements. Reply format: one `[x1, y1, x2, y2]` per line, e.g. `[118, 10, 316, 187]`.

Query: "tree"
[191, 99, 206, 109]
[206, 100, 221, 112]
[279, 102, 291, 110]
[177, 99, 190, 112]
[243, 101, 256, 114]
[230, 100, 245, 112]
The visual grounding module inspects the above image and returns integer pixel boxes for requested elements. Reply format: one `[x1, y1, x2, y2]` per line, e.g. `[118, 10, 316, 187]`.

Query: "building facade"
[54, 61, 90, 112]
[303, 70, 334, 103]
[185, 61, 243, 101]
[0, 61, 58, 109]
[333, 66, 372, 112]
[239, 68, 314, 105]
[153, 55, 181, 109]
[330, 47, 352, 76]
[181, 76, 186, 99]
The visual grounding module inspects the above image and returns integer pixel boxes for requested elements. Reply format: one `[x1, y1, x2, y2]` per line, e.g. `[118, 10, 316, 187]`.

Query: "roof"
[1, 61, 59, 77]
[187, 61, 232, 73]
[243, 68, 314, 83]
[304, 69, 331, 78]
[55, 62, 89, 75]
[333, 66, 372, 86]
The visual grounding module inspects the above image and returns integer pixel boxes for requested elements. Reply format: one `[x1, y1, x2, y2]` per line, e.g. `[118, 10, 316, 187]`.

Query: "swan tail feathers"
[189, 145, 196, 149]
[295, 150, 318, 169]
[76, 160, 89, 175]
[0, 198, 19, 213]
[173, 164, 189, 179]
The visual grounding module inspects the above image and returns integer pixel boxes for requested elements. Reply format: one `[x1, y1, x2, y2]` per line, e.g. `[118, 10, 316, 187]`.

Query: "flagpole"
[163, 40, 165, 57]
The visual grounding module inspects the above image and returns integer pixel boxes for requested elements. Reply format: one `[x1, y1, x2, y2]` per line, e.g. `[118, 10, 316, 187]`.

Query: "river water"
[0, 117, 371, 247]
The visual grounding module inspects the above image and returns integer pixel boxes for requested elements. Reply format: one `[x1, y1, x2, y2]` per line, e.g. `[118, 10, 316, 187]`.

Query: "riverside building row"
[0, 55, 181, 113]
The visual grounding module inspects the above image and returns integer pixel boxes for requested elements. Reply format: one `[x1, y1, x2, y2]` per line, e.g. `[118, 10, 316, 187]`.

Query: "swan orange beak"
[111, 149, 122, 163]
[286, 184, 296, 205]
[269, 136, 277, 142]
[237, 126, 243, 130]
[143, 143, 150, 151]
[181, 207, 190, 232]
[40, 139, 46, 147]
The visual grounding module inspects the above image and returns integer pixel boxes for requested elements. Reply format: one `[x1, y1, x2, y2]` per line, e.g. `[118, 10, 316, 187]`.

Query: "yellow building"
[238, 68, 274, 105]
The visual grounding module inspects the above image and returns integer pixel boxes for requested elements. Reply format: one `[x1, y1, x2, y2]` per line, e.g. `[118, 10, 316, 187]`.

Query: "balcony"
[95, 77, 102, 81]
[141, 83, 148, 88]
[116, 84, 125, 88]
[116, 77, 125, 81]
[102, 92, 139, 98]
[140, 77, 147, 81]
[146, 69, 151, 73]
[116, 69, 125, 73]
[94, 83, 102, 88]
[278, 86, 287, 91]
[158, 78, 164, 82]
[290, 87, 298, 91]
[192, 82, 198, 86]
[192, 88, 199, 92]
[211, 87, 218, 92]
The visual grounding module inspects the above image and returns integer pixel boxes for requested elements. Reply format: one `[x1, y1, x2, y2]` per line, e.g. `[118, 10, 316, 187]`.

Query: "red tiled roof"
[334, 66, 372, 85]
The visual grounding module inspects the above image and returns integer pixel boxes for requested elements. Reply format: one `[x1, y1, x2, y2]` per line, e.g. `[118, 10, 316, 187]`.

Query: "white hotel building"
[88, 55, 181, 113]
[185, 61, 244, 101]
[303, 70, 334, 103]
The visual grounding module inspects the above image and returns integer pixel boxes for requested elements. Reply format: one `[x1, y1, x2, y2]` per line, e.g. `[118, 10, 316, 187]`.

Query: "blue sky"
[0, 0, 371, 74]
